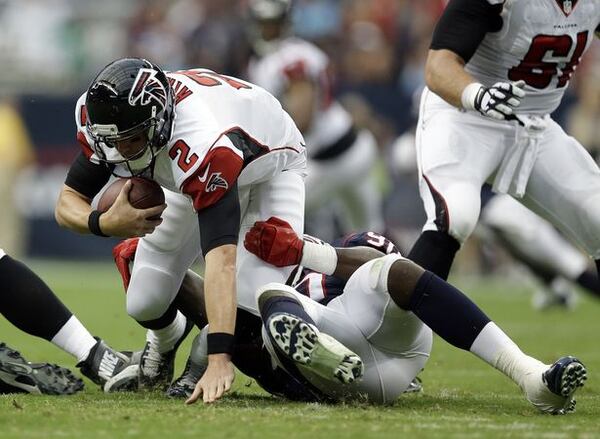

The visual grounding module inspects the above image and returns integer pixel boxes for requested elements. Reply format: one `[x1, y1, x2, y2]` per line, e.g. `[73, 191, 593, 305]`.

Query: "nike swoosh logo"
[197, 164, 211, 183]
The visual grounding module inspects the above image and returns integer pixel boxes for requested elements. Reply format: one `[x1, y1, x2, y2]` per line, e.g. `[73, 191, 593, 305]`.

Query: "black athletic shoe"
[76, 338, 138, 392]
[165, 357, 206, 399]
[139, 319, 194, 391]
[0, 342, 84, 395]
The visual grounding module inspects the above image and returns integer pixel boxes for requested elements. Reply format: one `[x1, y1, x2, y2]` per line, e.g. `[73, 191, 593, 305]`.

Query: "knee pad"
[368, 254, 404, 294]
[444, 187, 481, 244]
[126, 266, 179, 321]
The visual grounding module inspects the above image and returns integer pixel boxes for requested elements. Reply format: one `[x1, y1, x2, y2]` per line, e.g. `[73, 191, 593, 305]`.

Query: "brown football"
[97, 177, 165, 218]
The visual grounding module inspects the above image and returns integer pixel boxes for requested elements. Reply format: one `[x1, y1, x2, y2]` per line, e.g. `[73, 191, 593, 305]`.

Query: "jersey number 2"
[169, 140, 198, 172]
[508, 31, 588, 89]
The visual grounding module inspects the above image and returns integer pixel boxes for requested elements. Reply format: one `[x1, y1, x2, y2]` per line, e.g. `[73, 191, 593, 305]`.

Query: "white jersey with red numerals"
[75, 68, 306, 212]
[465, 0, 600, 114]
[247, 37, 352, 157]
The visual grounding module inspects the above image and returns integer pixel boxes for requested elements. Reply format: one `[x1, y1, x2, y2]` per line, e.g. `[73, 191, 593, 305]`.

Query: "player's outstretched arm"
[244, 216, 384, 280]
[186, 244, 237, 404]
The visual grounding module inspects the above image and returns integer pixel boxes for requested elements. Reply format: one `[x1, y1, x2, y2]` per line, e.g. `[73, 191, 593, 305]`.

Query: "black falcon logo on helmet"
[128, 68, 167, 108]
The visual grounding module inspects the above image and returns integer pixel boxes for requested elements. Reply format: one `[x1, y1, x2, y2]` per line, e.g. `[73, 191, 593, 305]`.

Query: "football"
[97, 177, 165, 217]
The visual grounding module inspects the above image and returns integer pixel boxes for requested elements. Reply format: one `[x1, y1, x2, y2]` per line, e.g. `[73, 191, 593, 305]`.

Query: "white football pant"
[417, 88, 600, 258]
[126, 168, 305, 322]
[260, 254, 432, 404]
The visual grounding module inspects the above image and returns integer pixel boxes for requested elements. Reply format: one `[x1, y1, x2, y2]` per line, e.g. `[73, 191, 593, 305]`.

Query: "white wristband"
[300, 241, 338, 275]
[461, 82, 483, 111]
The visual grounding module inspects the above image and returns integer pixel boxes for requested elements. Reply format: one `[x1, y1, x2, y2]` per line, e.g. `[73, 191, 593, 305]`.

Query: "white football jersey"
[247, 37, 352, 156]
[75, 69, 306, 211]
[466, 0, 600, 114]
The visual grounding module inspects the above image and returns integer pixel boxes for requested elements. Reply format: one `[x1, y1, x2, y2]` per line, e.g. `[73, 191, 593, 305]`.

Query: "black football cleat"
[0, 342, 84, 395]
[165, 357, 206, 399]
[76, 338, 138, 392]
[139, 319, 194, 391]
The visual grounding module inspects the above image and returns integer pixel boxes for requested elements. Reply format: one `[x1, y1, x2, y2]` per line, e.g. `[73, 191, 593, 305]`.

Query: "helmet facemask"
[85, 61, 175, 177]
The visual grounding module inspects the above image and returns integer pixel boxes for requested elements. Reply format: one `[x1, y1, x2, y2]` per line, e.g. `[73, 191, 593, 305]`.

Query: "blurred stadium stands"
[0, 0, 598, 261]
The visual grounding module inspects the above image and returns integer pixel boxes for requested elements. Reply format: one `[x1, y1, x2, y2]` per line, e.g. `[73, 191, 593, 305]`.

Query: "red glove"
[244, 216, 304, 267]
[112, 238, 139, 292]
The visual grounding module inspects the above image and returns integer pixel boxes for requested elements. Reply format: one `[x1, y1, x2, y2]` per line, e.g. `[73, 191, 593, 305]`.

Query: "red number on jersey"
[508, 31, 589, 89]
[178, 70, 251, 90]
[169, 140, 199, 172]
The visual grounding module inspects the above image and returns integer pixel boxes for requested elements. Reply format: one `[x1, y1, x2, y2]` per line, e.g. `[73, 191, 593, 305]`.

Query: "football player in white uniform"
[407, 0, 600, 285]
[55, 58, 307, 402]
[246, 0, 384, 240]
[241, 218, 587, 413]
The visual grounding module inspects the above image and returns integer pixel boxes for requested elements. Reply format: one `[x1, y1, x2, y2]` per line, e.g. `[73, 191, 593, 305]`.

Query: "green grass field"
[1, 260, 598, 439]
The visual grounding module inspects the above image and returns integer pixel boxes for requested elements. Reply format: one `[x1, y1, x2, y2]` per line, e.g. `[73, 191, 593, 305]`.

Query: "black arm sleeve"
[64, 152, 113, 199]
[198, 183, 241, 256]
[430, 0, 504, 63]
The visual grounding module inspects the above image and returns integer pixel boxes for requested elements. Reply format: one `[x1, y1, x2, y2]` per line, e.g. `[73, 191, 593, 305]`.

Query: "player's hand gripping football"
[186, 353, 235, 404]
[462, 80, 526, 121]
[100, 180, 166, 238]
[244, 216, 304, 267]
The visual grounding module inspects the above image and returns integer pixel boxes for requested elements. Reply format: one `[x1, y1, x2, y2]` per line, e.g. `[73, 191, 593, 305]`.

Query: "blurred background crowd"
[1, 0, 599, 286]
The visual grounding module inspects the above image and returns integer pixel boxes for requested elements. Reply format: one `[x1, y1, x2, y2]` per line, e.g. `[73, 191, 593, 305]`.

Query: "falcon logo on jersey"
[129, 69, 167, 108]
[205, 172, 229, 192]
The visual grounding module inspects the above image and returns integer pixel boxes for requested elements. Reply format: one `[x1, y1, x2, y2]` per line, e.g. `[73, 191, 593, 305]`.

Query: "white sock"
[146, 311, 187, 354]
[470, 322, 545, 389]
[50, 315, 98, 363]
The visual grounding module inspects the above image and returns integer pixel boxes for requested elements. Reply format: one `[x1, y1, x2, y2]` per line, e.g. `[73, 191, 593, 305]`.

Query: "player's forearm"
[203, 245, 237, 336]
[300, 240, 383, 281]
[55, 185, 94, 234]
[332, 247, 386, 280]
[425, 49, 477, 109]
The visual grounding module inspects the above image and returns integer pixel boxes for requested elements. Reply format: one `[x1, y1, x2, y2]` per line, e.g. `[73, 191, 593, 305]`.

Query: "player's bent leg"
[331, 255, 432, 400]
[237, 170, 305, 314]
[482, 194, 590, 283]
[257, 283, 364, 385]
[0, 342, 84, 395]
[374, 254, 587, 413]
[126, 194, 200, 390]
[0, 253, 139, 392]
[409, 178, 481, 279]
[522, 121, 600, 295]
